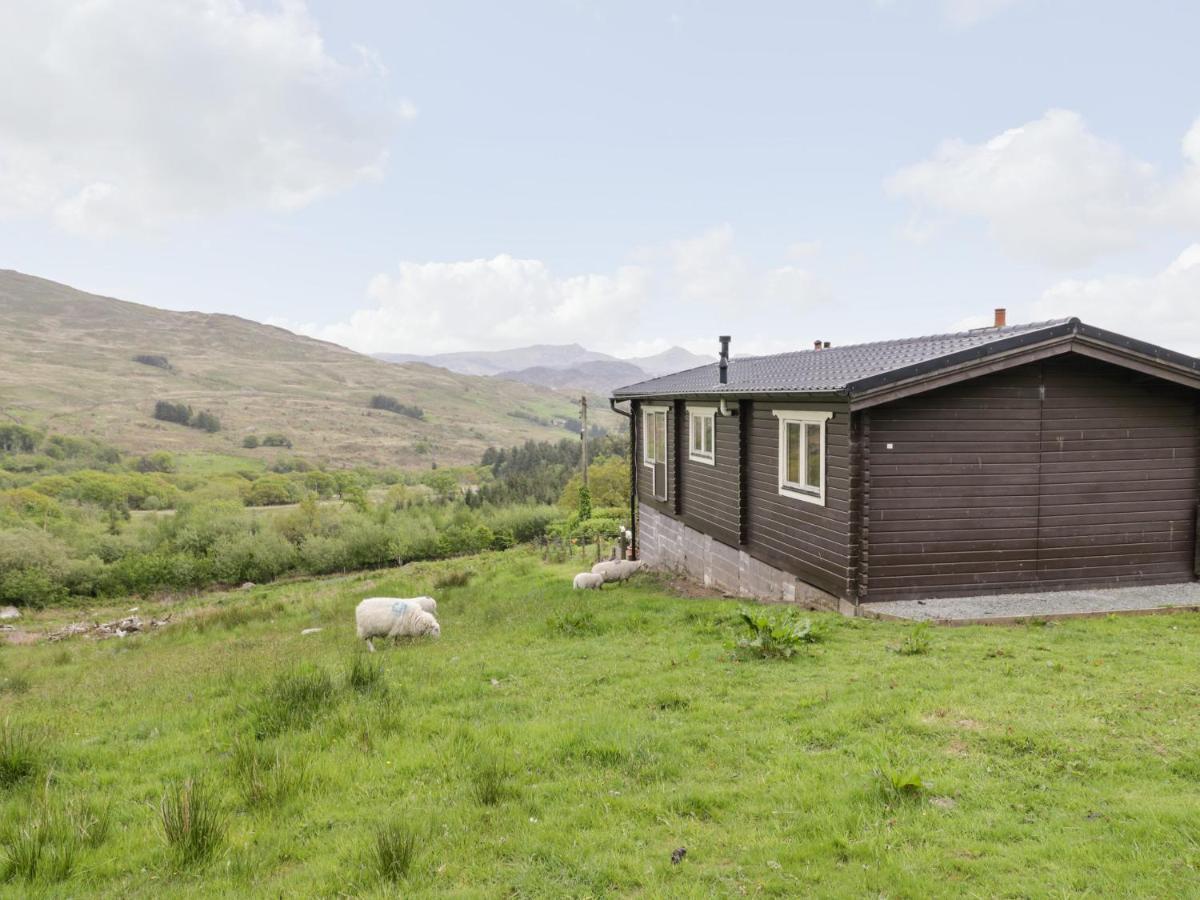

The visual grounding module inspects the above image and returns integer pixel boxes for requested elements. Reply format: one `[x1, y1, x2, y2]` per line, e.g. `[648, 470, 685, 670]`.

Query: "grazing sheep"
[355, 597, 441, 651]
[591, 560, 644, 583]
[573, 572, 604, 590]
[361, 595, 437, 616]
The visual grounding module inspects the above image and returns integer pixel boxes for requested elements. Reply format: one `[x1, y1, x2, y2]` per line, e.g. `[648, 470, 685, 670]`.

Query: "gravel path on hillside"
[867, 583, 1200, 622]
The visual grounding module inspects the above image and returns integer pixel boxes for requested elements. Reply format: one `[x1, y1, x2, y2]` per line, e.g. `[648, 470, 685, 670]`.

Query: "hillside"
[0, 270, 614, 467]
[497, 359, 649, 395]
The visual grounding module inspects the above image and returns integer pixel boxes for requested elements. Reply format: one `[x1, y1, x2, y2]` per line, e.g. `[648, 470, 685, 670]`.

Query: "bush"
[190, 410, 221, 433]
[152, 402, 220, 433]
[153, 400, 192, 426]
[243, 475, 299, 507]
[369, 395, 425, 420]
[159, 777, 226, 865]
[241, 435, 259, 449]
[137, 451, 176, 473]
[261, 433, 292, 448]
[0, 489, 62, 521]
[210, 531, 297, 584]
[0, 531, 72, 607]
[0, 425, 41, 454]
[133, 354, 172, 370]
[733, 608, 823, 660]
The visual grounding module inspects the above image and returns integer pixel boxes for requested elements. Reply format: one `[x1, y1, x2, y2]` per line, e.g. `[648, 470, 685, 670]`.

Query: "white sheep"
[361, 595, 437, 616]
[572, 572, 604, 590]
[591, 560, 644, 583]
[355, 597, 441, 651]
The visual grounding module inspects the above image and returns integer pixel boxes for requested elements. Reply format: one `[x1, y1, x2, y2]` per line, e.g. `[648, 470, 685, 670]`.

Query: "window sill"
[688, 453, 715, 466]
[779, 484, 824, 506]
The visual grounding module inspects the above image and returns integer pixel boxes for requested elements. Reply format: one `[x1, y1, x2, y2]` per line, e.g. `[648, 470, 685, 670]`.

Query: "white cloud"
[294, 255, 649, 355]
[1033, 244, 1200, 355]
[286, 227, 833, 356]
[888, 109, 1200, 267]
[0, 1, 397, 236]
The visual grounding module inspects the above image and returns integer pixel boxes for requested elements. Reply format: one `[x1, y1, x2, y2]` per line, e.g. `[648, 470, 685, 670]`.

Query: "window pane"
[655, 413, 666, 463]
[805, 423, 821, 488]
[786, 423, 801, 484]
[704, 417, 713, 454]
[692, 416, 702, 452]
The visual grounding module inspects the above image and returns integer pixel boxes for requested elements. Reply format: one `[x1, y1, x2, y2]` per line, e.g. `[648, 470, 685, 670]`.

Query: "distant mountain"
[376, 343, 715, 386]
[0, 270, 614, 467]
[626, 347, 714, 376]
[497, 359, 649, 396]
[375, 343, 615, 377]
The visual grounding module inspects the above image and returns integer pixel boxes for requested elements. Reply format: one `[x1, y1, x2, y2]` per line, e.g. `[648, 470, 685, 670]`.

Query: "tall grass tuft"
[0, 721, 44, 789]
[890, 622, 933, 656]
[345, 653, 385, 695]
[471, 757, 513, 806]
[250, 666, 336, 739]
[0, 792, 105, 884]
[434, 568, 473, 589]
[0, 821, 75, 884]
[159, 776, 227, 865]
[230, 736, 307, 809]
[372, 819, 419, 883]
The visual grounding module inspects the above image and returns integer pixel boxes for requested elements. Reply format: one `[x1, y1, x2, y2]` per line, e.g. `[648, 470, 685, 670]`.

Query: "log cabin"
[611, 312, 1200, 613]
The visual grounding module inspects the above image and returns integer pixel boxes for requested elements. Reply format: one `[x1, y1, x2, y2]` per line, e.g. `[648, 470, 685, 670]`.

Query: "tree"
[153, 400, 192, 425]
[558, 456, 629, 514]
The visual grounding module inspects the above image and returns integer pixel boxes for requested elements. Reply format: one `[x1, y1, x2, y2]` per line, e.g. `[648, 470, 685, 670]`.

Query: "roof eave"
[846, 322, 1200, 410]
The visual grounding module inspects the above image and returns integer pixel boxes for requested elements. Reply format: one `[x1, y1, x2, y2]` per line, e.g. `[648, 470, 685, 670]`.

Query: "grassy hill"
[0, 270, 613, 467]
[2, 551, 1198, 894]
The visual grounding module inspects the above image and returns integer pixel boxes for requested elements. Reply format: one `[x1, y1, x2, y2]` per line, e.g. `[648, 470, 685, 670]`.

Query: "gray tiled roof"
[612, 318, 1078, 398]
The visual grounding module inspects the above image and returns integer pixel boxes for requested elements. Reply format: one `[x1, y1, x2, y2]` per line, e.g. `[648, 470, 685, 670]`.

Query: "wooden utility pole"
[580, 395, 589, 489]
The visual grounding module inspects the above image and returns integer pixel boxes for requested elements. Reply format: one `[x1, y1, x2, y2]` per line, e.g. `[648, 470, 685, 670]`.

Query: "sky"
[2, 0, 1200, 359]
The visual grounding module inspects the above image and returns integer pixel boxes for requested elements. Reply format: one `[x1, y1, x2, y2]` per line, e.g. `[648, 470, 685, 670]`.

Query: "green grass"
[2, 548, 1200, 895]
[171, 453, 265, 478]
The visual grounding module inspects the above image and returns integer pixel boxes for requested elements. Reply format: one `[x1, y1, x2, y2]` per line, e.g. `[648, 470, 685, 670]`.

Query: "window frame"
[686, 404, 717, 466]
[641, 404, 670, 501]
[772, 409, 833, 506]
[642, 405, 668, 466]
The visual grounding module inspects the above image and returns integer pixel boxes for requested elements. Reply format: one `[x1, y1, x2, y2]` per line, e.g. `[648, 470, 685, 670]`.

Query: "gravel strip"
[866, 582, 1200, 622]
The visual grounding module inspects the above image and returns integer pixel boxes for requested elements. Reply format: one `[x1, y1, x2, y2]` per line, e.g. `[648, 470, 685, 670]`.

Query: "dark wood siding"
[678, 405, 741, 548]
[744, 400, 853, 597]
[1036, 356, 1197, 584]
[864, 357, 1199, 600]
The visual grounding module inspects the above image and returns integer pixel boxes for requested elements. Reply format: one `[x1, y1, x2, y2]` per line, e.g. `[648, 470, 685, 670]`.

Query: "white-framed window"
[687, 405, 716, 465]
[641, 405, 669, 500]
[772, 410, 832, 505]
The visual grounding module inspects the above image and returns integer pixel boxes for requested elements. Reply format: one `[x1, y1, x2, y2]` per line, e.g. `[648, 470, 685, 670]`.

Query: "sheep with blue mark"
[355, 596, 440, 650]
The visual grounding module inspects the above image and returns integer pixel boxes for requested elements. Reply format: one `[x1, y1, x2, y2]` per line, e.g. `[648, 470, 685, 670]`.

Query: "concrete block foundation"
[638, 503, 845, 613]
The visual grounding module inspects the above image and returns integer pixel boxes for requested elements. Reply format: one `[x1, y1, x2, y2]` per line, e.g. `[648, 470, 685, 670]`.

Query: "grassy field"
[2, 550, 1200, 896]
[0, 270, 615, 467]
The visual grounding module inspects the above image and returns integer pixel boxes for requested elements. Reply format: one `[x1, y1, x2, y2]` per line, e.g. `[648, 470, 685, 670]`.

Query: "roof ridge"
[725, 317, 1075, 365]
